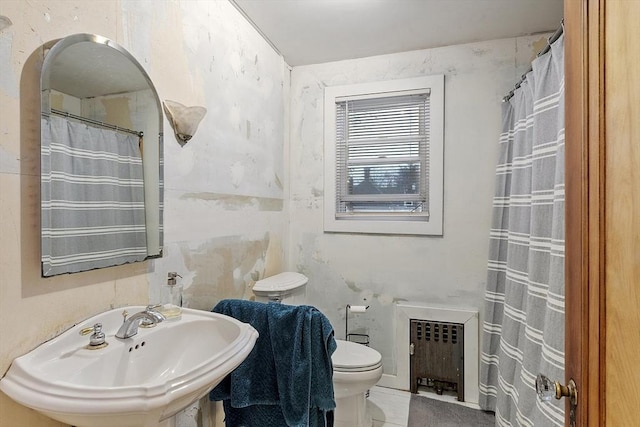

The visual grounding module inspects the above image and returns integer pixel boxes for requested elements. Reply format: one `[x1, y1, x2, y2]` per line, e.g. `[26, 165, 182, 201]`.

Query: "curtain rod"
[502, 19, 564, 103]
[44, 108, 144, 137]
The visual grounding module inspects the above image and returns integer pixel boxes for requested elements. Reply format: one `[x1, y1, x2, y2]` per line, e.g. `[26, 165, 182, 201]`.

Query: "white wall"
[288, 34, 548, 376]
[0, 1, 287, 425]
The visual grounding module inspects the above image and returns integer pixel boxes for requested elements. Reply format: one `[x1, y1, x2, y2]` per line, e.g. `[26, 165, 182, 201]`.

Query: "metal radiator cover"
[410, 319, 464, 401]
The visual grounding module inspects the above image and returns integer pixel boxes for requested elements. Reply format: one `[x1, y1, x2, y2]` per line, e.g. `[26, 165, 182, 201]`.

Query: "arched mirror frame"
[40, 33, 164, 276]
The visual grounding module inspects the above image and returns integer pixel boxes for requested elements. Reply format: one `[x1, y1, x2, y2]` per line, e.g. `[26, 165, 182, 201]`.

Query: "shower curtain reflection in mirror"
[41, 115, 147, 276]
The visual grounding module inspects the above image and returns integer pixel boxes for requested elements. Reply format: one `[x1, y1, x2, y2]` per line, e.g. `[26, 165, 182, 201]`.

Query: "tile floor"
[369, 386, 411, 427]
[368, 386, 482, 427]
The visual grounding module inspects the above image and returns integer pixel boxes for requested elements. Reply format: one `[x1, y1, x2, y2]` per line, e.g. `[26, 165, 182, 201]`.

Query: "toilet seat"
[253, 272, 308, 293]
[332, 339, 382, 372]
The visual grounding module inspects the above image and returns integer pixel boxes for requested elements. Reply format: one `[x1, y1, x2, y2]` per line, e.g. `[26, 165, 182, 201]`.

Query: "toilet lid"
[253, 272, 308, 293]
[332, 339, 382, 372]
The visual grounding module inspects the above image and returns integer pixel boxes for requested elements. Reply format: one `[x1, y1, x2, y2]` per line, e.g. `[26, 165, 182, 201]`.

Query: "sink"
[0, 306, 258, 427]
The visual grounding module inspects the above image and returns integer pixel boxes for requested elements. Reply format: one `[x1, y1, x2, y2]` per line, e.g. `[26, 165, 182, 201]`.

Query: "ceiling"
[231, 0, 564, 66]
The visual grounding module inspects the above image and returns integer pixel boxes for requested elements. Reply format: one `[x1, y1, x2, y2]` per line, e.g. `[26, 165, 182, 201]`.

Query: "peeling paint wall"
[0, 0, 286, 426]
[288, 34, 550, 377]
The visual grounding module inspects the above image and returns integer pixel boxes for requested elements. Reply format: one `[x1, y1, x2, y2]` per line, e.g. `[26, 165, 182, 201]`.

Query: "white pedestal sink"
[0, 306, 258, 427]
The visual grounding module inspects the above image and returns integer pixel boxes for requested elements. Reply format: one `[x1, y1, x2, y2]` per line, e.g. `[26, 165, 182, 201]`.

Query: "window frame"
[323, 75, 444, 236]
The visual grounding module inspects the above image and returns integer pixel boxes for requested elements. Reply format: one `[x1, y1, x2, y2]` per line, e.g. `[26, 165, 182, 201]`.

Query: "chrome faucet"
[115, 306, 165, 339]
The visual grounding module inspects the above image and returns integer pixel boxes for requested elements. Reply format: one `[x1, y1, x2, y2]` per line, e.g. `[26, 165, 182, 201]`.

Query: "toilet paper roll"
[348, 305, 369, 313]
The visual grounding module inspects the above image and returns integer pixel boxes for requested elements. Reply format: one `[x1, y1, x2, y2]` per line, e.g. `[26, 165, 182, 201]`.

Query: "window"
[324, 75, 444, 235]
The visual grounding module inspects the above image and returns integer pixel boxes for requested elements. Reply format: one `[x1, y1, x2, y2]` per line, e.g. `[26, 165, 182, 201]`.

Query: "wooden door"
[602, 1, 640, 425]
[564, 1, 603, 425]
[565, 0, 640, 425]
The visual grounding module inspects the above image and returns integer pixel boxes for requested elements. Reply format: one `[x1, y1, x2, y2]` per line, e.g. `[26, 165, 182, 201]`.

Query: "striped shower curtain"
[479, 35, 565, 426]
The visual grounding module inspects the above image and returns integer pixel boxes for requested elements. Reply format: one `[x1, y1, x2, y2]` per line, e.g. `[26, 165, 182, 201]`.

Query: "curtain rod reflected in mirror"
[44, 108, 144, 137]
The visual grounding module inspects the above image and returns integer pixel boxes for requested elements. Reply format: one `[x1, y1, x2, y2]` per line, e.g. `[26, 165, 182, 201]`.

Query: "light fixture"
[162, 100, 207, 147]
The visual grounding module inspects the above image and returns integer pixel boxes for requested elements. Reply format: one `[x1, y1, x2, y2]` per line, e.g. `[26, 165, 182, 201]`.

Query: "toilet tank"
[253, 272, 308, 305]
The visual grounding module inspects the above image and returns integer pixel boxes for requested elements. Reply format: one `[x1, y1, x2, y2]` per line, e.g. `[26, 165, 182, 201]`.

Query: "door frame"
[564, 0, 605, 426]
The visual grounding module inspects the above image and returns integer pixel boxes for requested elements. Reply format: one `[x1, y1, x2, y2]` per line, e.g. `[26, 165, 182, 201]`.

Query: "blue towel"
[209, 299, 337, 427]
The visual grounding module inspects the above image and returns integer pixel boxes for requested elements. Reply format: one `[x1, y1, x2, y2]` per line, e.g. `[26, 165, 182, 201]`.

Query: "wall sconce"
[162, 100, 207, 147]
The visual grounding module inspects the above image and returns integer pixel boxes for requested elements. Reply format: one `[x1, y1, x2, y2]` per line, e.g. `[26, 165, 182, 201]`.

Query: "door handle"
[536, 373, 578, 426]
[536, 373, 577, 404]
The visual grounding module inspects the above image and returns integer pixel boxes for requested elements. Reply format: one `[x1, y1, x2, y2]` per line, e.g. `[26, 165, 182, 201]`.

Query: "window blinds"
[335, 92, 431, 220]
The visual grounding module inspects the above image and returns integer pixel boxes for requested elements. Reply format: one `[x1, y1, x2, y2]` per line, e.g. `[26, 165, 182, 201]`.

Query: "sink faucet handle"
[80, 323, 102, 336]
[121, 310, 128, 323]
[79, 323, 107, 347]
[140, 304, 163, 328]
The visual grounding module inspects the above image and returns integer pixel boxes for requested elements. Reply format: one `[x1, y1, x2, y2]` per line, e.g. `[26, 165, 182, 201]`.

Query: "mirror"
[40, 34, 163, 276]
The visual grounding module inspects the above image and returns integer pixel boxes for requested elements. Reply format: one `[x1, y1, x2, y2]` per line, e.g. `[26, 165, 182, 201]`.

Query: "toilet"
[331, 339, 383, 427]
[253, 272, 383, 427]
